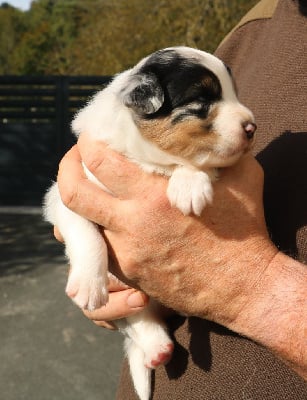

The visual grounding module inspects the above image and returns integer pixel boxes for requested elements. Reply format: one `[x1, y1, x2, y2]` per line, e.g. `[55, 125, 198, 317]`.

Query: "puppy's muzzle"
[243, 121, 257, 140]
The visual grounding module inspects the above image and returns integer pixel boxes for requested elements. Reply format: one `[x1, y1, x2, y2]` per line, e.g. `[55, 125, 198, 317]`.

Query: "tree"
[0, 0, 258, 75]
[67, 0, 259, 75]
[0, 4, 26, 74]
[11, 0, 86, 74]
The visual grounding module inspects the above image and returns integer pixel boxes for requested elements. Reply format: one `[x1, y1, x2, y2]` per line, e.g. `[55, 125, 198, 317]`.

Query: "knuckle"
[123, 255, 143, 281]
[85, 152, 104, 175]
[59, 182, 78, 210]
[57, 159, 78, 210]
[53, 226, 64, 243]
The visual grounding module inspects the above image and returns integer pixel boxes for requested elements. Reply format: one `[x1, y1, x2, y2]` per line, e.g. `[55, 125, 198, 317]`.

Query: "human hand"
[57, 134, 277, 326]
[82, 277, 149, 330]
[57, 135, 307, 378]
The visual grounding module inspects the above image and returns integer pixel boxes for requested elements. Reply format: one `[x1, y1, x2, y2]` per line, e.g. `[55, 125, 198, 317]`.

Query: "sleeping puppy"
[44, 46, 256, 400]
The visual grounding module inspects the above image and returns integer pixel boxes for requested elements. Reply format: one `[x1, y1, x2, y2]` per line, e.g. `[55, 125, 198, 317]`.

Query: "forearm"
[231, 252, 307, 380]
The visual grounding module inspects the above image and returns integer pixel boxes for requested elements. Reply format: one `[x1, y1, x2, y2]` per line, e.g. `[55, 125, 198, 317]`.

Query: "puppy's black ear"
[121, 72, 164, 115]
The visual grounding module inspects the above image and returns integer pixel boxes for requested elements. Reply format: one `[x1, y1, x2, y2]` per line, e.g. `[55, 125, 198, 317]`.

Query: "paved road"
[0, 209, 123, 400]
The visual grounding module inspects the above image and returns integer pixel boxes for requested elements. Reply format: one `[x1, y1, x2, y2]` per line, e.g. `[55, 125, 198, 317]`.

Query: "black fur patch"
[139, 49, 222, 120]
[122, 72, 164, 114]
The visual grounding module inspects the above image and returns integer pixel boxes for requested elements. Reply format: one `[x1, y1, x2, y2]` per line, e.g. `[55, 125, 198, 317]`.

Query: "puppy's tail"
[125, 337, 151, 400]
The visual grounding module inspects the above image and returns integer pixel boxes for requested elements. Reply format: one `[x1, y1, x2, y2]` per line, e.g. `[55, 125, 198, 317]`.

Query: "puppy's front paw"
[66, 270, 108, 311]
[167, 167, 213, 216]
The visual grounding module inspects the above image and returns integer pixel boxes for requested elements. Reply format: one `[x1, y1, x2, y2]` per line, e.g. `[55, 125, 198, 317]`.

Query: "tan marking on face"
[136, 109, 219, 163]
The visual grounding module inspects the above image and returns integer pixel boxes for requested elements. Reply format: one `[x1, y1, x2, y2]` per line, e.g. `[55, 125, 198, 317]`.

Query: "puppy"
[44, 46, 256, 400]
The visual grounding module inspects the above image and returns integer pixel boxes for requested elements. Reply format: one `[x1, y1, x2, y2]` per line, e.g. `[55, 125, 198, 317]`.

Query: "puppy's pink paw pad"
[145, 343, 174, 369]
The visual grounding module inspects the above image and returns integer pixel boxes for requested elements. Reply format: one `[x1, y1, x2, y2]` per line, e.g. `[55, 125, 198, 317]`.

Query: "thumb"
[78, 133, 146, 197]
[57, 145, 123, 229]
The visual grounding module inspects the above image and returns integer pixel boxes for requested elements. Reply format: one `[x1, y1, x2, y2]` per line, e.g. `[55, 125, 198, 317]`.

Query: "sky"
[3, 0, 32, 10]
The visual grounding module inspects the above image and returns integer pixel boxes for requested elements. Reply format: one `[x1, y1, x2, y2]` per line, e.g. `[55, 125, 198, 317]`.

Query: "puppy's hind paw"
[66, 272, 108, 311]
[144, 342, 174, 369]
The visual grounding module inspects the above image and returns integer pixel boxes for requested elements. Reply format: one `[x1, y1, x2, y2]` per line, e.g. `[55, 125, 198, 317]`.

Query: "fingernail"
[127, 291, 146, 308]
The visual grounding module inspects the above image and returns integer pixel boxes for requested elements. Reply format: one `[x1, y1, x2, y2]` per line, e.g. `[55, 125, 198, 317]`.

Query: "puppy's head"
[120, 47, 256, 169]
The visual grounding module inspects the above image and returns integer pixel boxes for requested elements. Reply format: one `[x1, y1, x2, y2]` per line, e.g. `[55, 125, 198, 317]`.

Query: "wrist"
[186, 233, 278, 324]
[231, 251, 307, 379]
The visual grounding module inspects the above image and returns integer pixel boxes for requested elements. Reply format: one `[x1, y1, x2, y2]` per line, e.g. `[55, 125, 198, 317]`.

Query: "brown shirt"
[116, 1, 307, 398]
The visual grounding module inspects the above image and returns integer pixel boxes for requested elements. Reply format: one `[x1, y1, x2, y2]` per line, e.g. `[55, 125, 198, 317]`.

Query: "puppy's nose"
[243, 121, 257, 140]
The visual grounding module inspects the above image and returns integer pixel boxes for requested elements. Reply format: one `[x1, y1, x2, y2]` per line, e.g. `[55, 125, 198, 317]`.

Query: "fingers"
[83, 289, 149, 329]
[57, 145, 123, 229]
[221, 153, 263, 183]
[54, 226, 64, 242]
[217, 153, 264, 200]
[93, 320, 117, 330]
[107, 274, 130, 291]
[212, 153, 265, 226]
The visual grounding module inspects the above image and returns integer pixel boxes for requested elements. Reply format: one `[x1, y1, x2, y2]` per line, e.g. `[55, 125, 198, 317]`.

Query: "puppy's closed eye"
[171, 103, 210, 124]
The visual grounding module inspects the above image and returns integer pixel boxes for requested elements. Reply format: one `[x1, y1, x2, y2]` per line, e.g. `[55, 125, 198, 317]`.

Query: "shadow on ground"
[0, 210, 123, 400]
[0, 213, 64, 276]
